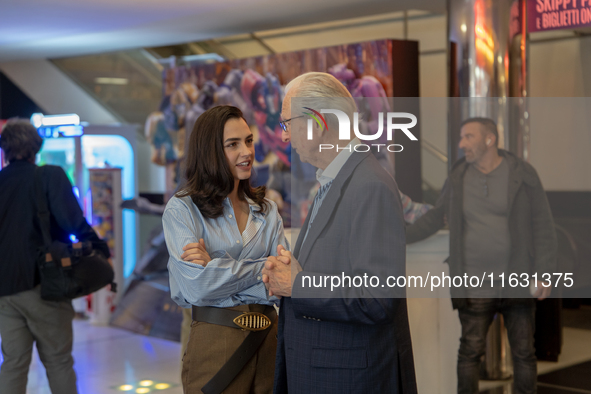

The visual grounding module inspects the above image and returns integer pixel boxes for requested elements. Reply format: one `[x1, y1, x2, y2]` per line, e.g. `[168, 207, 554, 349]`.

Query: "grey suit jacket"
[274, 151, 417, 394]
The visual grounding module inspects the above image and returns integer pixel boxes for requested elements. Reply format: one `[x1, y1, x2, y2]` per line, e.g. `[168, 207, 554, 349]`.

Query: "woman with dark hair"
[162, 105, 287, 394]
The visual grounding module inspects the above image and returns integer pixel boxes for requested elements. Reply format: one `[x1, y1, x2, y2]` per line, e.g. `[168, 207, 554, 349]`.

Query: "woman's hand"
[181, 239, 211, 267]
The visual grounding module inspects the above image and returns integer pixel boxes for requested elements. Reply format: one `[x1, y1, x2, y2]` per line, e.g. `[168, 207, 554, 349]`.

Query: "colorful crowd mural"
[145, 39, 396, 227]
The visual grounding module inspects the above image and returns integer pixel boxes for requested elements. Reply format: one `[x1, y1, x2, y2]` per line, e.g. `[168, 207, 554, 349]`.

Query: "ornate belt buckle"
[233, 312, 271, 331]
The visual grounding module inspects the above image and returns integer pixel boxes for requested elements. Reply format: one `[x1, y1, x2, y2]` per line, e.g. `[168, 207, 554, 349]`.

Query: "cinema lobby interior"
[1, 0, 591, 393]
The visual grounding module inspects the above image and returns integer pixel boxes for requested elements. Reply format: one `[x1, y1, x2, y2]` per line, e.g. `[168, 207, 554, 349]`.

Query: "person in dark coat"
[406, 118, 557, 394]
[263, 72, 417, 394]
[0, 119, 108, 394]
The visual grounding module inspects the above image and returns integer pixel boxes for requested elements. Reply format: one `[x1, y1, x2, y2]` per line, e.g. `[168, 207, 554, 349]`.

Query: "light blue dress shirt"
[301, 138, 359, 248]
[163, 195, 288, 308]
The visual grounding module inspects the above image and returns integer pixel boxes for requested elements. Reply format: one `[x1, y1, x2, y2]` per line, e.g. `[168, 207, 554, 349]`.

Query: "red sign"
[529, 0, 591, 32]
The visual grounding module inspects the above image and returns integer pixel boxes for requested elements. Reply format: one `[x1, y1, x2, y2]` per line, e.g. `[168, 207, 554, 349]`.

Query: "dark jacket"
[0, 161, 108, 297]
[406, 150, 557, 309]
[274, 152, 417, 394]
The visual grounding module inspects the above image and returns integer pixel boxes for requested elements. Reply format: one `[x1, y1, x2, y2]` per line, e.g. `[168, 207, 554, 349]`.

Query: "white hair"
[285, 72, 357, 132]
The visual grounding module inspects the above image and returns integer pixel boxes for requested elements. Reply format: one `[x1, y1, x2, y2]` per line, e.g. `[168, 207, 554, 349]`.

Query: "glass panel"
[82, 135, 136, 279]
[37, 137, 77, 185]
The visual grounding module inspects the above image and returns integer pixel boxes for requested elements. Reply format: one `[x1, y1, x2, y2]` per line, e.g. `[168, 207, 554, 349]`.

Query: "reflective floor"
[25, 319, 183, 394]
[7, 318, 591, 393]
[480, 326, 591, 393]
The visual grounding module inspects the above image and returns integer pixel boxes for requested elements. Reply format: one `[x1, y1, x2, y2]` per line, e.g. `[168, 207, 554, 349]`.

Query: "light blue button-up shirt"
[301, 138, 359, 248]
[163, 195, 288, 308]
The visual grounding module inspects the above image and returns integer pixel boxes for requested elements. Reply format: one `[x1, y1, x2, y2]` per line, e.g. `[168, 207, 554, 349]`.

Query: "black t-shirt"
[0, 161, 109, 297]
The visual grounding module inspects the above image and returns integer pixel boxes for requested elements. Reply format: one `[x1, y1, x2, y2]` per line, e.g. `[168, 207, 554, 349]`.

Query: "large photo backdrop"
[148, 39, 398, 228]
[120, 39, 425, 341]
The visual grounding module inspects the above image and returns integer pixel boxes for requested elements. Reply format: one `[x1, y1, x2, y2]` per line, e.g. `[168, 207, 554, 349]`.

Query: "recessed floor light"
[112, 380, 178, 391]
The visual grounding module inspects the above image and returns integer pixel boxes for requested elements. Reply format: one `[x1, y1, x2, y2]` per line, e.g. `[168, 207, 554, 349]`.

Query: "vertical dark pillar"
[0, 74, 3, 119]
[391, 39, 422, 202]
[448, 42, 461, 171]
[0, 72, 44, 119]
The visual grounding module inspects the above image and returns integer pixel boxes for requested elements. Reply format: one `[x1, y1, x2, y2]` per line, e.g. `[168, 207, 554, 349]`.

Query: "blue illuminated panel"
[82, 135, 136, 278]
[37, 137, 77, 185]
[38, 125, 84, 138]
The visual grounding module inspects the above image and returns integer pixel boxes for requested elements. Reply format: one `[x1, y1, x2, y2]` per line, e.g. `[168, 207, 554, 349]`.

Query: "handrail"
[422, 139, 448, 163]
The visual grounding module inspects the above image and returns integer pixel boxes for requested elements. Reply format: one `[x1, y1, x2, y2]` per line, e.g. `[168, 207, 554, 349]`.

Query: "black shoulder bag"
[35, 166, 116, 301]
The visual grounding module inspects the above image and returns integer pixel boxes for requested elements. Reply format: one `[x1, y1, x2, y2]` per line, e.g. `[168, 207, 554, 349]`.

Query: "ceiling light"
[182, 53, 225, 63]
[155, 53, 226, 67]
[94, 77, 129, 85]
[31, 113, 80, 127]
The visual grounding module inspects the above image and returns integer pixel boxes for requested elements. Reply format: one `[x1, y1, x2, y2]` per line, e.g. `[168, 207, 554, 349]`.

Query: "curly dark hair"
[0, 118, 43, 163]
[176, 105, 267, 218]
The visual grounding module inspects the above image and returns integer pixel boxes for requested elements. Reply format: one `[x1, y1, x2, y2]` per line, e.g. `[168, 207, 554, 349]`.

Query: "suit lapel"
[296, 151, 369, 268]
[293, 207, 312, 259]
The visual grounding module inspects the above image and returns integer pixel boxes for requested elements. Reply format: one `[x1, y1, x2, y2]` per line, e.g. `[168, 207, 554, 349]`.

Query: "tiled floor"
[9, 318, 591, 393]
[538, 360, 591, 393]
[481, 360, 591, 394]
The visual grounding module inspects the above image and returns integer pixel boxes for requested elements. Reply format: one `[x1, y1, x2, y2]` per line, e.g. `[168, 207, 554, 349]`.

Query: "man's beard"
[464, 143, 487, 163]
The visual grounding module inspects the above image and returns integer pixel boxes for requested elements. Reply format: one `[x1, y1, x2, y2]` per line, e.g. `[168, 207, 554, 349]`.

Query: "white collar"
[224, 196, 265, 219]
[316, 138, 360, 186]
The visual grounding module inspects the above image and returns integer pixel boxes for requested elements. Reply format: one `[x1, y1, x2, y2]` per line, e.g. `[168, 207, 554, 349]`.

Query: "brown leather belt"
[191, 305, 276, 394]
[192, 304, 273, 331]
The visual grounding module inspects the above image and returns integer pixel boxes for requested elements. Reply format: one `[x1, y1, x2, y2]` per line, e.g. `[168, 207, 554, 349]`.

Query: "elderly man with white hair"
[262, 72, 417, 394]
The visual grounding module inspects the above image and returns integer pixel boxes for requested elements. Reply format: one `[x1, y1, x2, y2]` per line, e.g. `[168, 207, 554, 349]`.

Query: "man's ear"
[315, 120, 326, 138]
[490, 134, 497, 147]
